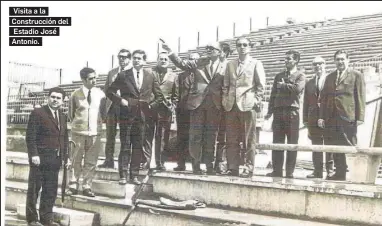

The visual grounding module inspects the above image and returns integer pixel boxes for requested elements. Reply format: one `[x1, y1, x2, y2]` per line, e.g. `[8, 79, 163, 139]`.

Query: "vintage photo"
[2, 1, 382, 226]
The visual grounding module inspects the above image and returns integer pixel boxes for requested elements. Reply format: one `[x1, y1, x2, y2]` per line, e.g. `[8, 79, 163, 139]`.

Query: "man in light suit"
[173, 53, 200, 171]
[222, 37, 265, 176]
[99, 49, 132, 169]
[26, 87, 68, 226]
[150, 52, 178, 170]
[265, 50, 305, 178]
[303, 56, 334, 179]
[318, 50, 366, 181]
[68, 67, 106, 197]
[162, 41, 226, 175]
[107, 50, 164, 184]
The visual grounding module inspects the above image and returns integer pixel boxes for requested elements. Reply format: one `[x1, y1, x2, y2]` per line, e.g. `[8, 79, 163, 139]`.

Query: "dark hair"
[220, 42, 231, 58]
[132, 50, 147, 61]
[334, 49, 349, 59]
[285, 50, 300, 63]
[80, 67, 96, 80]
[48, 87, 66, 99]
[118, 49, 131, 59]
[235, 37, 252, 47]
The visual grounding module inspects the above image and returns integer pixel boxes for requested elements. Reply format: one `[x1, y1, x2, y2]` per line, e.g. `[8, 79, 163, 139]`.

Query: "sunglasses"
[159, 58, 168, 61]
[313, 62, 325, 66]
[236, 43, 249, 47]
[118, 55, 129, 59]
[206, 46, 219, 51]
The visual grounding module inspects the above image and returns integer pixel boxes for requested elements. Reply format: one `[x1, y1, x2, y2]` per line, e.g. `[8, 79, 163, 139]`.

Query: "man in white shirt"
[99, 49, 132, 169]
[68, 67, 106, 197]
[303, 56, 334, 179]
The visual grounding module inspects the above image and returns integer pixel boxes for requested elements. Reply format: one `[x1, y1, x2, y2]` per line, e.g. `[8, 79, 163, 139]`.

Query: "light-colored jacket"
[69, 86, 106, 136]
[222, 56, 265, 112]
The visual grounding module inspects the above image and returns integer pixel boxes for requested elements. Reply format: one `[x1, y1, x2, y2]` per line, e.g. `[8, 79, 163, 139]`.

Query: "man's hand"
[264, 113, 272, 120]
[161, 40, 172, 53]
[317, 119, 325, 128]
[31, 156, 40, 166]
[66, 159, 72, 168]
[121, 99, 129, 107]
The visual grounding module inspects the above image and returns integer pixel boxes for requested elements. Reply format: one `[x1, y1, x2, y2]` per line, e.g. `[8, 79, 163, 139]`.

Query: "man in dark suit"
[26, 87, 68, 226]
[318, 50, 366, 181]
[107, 49, 164, 184]
[173, 53, 200, 171]
[303, 57, 334, 179]
[99, 49, 132, 168]
[222, 37, 265, 176]
[265, 50, 306, 178]
[150, 52, 178, 170]
[162, 41, 225, 175]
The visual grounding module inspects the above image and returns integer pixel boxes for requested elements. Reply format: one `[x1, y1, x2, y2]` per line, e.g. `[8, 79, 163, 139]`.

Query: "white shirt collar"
[48, 105, 59, 121]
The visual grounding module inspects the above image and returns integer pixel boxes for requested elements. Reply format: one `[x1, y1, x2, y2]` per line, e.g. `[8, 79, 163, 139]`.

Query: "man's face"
[48, 92, 63, 110]
[157, 53, 169, 68]
[236, 39, 250, 56]
[133, 53, 145, 68]
[118, 52, 130, 68]
[206, 46, 220, 58]
[335, 53, 349, 72]
[82, 72, 97, 89]
[285, 54, 298, 70]
[313, 59, 326, 75]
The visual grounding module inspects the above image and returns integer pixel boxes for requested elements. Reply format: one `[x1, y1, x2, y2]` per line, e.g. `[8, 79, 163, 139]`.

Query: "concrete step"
[5, 180, 351, 226]
[5, 209, 28, 226]
[16, 203, 99, 226]
[150, 171, 382, 226]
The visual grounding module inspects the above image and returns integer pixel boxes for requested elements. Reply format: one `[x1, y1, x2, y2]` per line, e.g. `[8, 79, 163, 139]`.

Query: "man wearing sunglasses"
[162, 40, 227, 175]
[265, 50, 305, 178]
[148, 52, 178, 171]
[222, 37, 265, 176]
[303, 56, 334, 179]
[99, 49, 132, 170]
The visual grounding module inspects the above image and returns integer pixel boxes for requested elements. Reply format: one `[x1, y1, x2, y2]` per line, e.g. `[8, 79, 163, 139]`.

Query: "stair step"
[5, 210, 28, 226]
[5, 180, 348, 226]
[16, 204, 99, 226]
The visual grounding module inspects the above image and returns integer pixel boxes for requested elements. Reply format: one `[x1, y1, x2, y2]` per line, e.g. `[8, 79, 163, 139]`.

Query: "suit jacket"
[267, 70, 305, 114]
[69, 87, 106, 136]
[104, 67, 120, 113]
[303, 76, 324, 139]
[175, 70, 192, 110]
[169, 53, 226, 110]
[26, 105, 69, 163]
[319, 68, 366, 123]
[152, 66, 178, 115]
[222, 57, 265, 112]
[107, 67, 164, 120]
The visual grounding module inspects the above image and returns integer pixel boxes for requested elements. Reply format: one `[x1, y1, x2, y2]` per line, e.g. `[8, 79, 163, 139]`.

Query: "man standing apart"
[99, 49, 132, 168]
[68, 68, 106, 197]
[26, 87, 68, 226]
[303, 56, 334, 179]
[318, 50, 365, 181]
[265, 50, 305, 178]
[107, 50, 164, 184]
[222, 37, 265, 176]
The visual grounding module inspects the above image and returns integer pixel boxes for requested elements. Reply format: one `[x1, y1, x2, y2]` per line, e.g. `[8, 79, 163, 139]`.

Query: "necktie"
[136, 71, 140, 89]
[316, 77, 320, 96]
[54, 110, 59, 126]
[336, 70, 342, 86]
[87, 89, 91, 105]
[210, 63, 214, 77]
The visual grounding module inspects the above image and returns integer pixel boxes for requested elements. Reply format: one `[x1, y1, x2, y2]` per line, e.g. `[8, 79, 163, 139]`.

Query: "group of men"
[24, 36, 365, 225]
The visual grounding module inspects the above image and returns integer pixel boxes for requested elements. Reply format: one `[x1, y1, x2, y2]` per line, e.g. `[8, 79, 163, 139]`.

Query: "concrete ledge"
[5, 180, 351, 226]
[151, 172, 382, 225]
[17, 203, 99, 226]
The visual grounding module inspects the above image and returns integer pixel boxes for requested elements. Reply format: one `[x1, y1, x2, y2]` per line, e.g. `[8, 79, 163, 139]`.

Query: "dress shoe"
[42, 220, 60, 226]
[28, 221, 43, 226]
[306, 172, 323, 179]
[130, 177, 142, 185]
[266, 171, 282, 177]
[223, 169, 239, 177]
[206, 167, 216, 175]
[240, 169, 253, 178]
[119, 178, 127, 185]
[82, 189, 95, 197]
[173, 165, 186, 171]
[325, 171, 336, 179]
[155, 165, 166, 171]
[326, 173, 346, 181]
[285, 174, 294, 179]
[66, 188, 78, 196]
[97, 161, 114, 169]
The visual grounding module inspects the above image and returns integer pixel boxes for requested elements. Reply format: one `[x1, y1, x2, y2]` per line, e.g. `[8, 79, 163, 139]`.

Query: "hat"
[206, 42, 222, 51]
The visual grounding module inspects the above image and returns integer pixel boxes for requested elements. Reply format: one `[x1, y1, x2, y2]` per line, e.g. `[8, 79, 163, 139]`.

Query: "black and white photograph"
[1, 1, 382, 226]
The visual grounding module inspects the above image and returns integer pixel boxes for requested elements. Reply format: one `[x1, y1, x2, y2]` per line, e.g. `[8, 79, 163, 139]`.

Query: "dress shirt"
[133, 67, 144, 90]
[48, 105, 59, 126]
